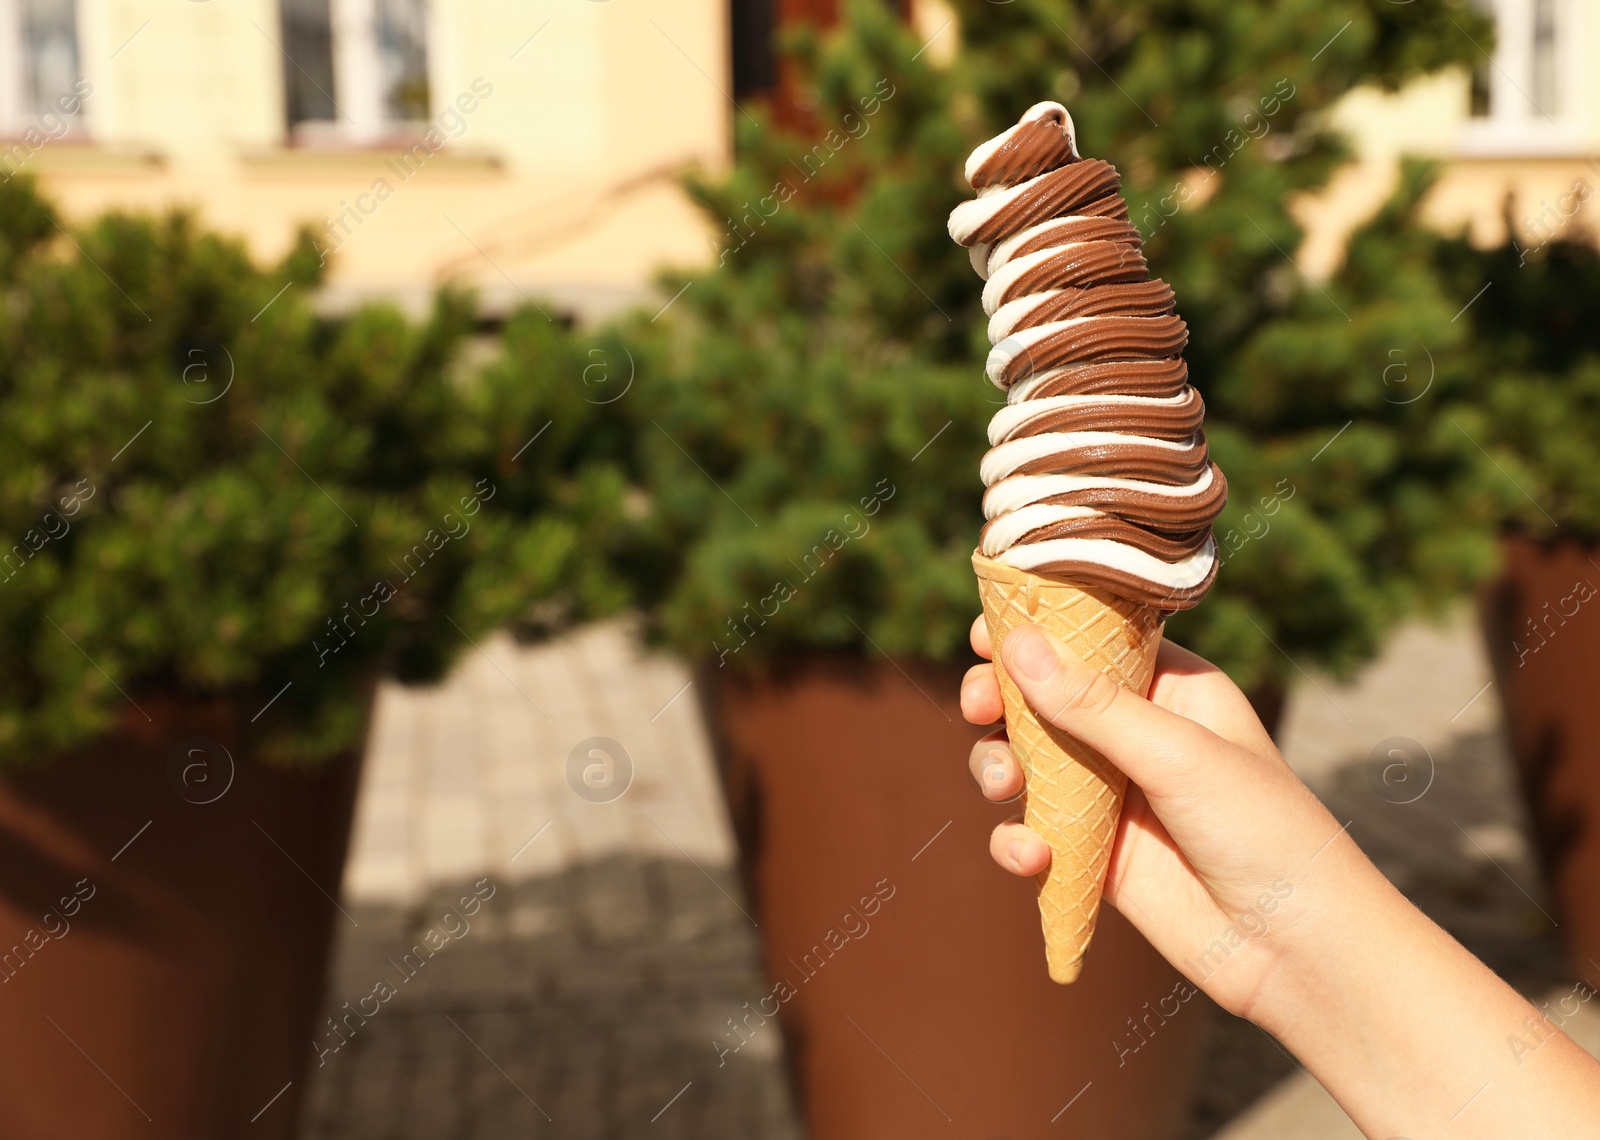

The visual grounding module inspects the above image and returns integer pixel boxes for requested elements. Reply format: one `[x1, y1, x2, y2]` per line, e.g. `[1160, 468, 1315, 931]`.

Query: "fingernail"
[1007, 839, 1023, 868]
[1009, 628, 1059, 682]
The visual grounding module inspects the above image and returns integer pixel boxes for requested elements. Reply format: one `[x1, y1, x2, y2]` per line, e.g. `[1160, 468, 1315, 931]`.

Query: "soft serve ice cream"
[948, 102, 1225, 609]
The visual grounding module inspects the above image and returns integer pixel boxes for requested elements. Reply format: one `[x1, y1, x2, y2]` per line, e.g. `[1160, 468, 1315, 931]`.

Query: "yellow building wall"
[26, 0, 729, 320]
[23, 0, 1599, 308]
[1299, 53, 1600, 276]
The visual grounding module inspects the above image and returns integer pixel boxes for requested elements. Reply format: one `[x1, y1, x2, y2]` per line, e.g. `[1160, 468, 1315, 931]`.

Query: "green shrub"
[0, 175, 627, 766]
[1434, 230, 1600, 539]
[617, 0, 1509, 691]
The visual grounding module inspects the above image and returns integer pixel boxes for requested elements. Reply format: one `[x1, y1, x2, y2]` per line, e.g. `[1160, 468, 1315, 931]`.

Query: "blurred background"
[2, 0, 1600, 1136]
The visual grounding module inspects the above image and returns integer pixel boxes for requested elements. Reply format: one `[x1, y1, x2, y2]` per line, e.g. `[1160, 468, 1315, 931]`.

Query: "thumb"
[1000, 623, 1222, 801]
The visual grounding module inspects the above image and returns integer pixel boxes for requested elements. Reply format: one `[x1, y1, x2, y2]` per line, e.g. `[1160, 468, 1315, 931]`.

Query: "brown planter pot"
[0, 694, 367, 1138]
[1482, 534, 1600, 973]
[702, 656, 1202, 1140]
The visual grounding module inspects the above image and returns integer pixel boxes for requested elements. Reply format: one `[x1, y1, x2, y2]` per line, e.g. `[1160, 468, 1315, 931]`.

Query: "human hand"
[959, 614, 1352, 1019]
[959, 616, 1600, 1137]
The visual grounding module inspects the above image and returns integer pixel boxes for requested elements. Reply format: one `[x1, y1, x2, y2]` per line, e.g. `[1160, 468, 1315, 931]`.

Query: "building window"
[1468, 61, 1491, 118]
[1463, 0, 1586, 149]
[1530, 0, 1559, 117]
[730, 0, 775, 98]
[281, 0, 337, 127]
[0, 0, 83, 134]
[377, 0, 429, 123]
[279, 0, 430, 142]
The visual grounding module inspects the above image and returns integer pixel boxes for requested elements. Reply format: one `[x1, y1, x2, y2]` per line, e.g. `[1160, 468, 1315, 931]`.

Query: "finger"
[967, 736, 1023, 801]
[1148, 640, 1278, 755]
[999, 622, 1241, 803]
[990, 821, 1050, 876]
[1103, 783, 1228, 948]
[1103, 783, 1179, 908]
[970, 614, 993, 660]
[960, 663, 1004, 725]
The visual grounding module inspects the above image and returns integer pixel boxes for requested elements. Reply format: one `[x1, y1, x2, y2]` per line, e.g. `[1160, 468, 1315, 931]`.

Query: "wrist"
[1239, 830, 1408, 1043]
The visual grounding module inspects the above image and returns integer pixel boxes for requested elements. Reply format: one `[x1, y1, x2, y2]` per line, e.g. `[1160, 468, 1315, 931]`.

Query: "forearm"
[1254, 837, 1600, 1138]
[963, 624, 1600, 1133]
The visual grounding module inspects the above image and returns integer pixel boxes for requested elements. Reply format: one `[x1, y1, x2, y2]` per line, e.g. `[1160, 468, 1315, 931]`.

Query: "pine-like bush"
[1434, 228, 1600, 538]
[0, 175, 628, 765]
[617, 0, 1510, 692]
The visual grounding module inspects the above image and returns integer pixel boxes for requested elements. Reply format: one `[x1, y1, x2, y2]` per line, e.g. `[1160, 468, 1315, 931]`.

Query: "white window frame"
[1460, 0, 1593, 156]
[294, 0, 432, 144]
[0, 0, 20, 134]
[0, 0, 92, 143]
[331, 0, 384, 142]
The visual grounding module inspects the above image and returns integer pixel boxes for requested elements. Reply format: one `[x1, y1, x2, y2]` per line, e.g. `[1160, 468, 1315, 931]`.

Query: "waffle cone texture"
[972, 552, 1164, 983]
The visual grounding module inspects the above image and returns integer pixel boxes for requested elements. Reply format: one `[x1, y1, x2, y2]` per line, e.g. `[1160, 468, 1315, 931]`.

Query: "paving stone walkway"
[303, 612, 1599, 1139]
[299, 621, 802, 1140]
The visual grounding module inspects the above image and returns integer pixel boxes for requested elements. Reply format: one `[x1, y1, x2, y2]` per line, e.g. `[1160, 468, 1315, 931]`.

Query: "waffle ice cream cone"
[950, 102, 1224, 981]
[973, 552, 1164, 983]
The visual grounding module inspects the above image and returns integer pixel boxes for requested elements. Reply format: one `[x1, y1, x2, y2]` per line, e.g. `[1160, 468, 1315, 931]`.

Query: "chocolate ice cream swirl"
[947, 101, 1226, 610]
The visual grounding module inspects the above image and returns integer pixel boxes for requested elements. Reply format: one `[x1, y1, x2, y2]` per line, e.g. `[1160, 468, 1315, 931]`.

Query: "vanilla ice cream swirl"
[948, 102, 1226, 609]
